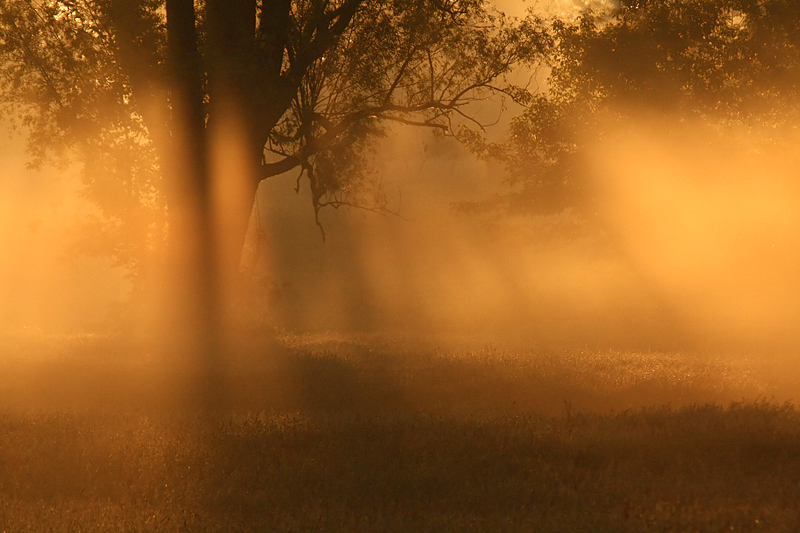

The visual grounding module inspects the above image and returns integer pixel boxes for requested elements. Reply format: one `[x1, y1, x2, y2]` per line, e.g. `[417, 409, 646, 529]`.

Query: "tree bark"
[204, 0, 264, 319]
[165, 0, 222, 404]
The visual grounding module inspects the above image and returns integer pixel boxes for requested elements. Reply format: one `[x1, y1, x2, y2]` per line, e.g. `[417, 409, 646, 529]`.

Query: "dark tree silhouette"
[0, 0, 544, 347]
[462, 0, 800, 221]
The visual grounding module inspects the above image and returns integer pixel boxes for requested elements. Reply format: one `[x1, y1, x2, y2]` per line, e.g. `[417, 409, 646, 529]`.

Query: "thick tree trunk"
[165, 0, 222, 405]
[205, 0, 271, 326]
[125, 0, 293, 351]
[112, 0, 329, 342]
[207, 111, 263, 312]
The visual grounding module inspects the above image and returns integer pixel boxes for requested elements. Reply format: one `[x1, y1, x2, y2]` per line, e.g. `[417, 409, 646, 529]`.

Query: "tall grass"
[0, 332, 798, 531]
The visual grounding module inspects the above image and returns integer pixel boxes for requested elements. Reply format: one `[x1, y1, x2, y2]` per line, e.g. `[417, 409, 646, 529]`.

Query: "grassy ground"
[1, 332, 800, 531]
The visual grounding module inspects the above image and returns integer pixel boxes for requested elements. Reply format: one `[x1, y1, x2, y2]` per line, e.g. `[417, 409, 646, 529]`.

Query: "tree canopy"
[0, 0, 543, 281]
[465, 0, 800, 220]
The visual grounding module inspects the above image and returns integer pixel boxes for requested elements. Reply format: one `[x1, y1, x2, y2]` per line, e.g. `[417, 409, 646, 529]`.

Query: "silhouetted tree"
[463, 0, 800, 221]
[0, 0, 544, 343]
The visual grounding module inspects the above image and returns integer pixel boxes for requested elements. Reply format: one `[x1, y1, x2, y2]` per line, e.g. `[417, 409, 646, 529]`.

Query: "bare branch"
[263, 154, 302, 177]
[384, 46, 418, 105]
[378, 115, 449, 131]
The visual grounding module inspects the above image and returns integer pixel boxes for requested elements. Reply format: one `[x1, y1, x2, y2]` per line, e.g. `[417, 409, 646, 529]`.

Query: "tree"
[464, 0, 800, 223]
[0, 0, 544, 344]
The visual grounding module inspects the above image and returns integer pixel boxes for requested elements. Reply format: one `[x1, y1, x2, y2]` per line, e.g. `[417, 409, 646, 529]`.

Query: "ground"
[1, 332, 799, 531]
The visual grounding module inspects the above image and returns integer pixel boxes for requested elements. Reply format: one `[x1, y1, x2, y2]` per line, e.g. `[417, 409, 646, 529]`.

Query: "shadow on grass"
[1, 402, 800, 531]
[0, 331, 789, 418]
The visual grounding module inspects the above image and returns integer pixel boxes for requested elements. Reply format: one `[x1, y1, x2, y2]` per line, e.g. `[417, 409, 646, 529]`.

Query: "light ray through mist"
[591, 116, 800, 350]
[0, 131, 128, 336]
[253, 118, 800, 352]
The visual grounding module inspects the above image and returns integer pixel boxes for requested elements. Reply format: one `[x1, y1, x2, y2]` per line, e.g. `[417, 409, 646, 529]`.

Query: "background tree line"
[463, 0, 800, 222]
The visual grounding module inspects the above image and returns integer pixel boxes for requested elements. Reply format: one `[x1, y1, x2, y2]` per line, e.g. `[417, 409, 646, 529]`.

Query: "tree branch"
[263, 154, 303, 177]
[261, 95, 496, 182]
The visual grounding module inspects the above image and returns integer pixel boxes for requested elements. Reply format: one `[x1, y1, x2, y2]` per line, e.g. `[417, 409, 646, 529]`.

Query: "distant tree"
[0, 0, 544, 340]
[463, 0, 800, 222]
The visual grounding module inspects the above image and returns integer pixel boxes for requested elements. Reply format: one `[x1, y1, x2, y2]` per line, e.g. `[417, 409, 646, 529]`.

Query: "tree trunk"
[157, 0, 287, 351]
[205, 0, 271, 326]
[165, 0, 222, 406]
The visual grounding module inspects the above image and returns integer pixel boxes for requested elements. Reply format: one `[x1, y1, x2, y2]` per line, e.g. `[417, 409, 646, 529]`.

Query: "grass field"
[1, 332, 800, 531]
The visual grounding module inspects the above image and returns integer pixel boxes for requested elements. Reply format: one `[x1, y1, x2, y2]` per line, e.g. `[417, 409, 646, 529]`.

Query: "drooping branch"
[262, 73, 513, 180]
[261, 101, 453, 180]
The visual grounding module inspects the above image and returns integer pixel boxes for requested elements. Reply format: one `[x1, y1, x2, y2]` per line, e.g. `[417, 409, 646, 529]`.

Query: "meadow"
[1, 332, 799, 531]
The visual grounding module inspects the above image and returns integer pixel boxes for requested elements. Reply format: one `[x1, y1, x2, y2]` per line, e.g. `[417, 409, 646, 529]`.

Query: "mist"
[233, 111, 796, 354]
[5, 107, 800, 355]
[0, 129, 128, 336]
[8, 0, 792, 353]
[589, 114, 800, 352]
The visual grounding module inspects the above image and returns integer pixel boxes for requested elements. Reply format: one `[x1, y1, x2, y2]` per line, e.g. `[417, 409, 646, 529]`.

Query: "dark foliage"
[470, 0, 800, 219]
